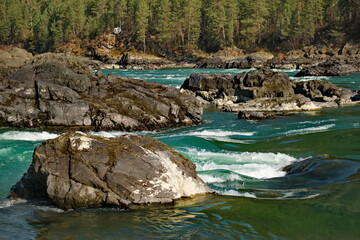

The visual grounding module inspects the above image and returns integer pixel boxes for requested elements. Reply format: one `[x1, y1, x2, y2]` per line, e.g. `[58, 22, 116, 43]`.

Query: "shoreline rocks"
[294, 60, 359, 77]
[180, 69, 360, 118]
[8, 132, 213, 210]
[118, 52, 195, 70]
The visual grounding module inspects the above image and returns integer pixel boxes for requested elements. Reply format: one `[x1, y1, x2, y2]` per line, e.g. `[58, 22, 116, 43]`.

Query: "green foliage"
[134, 0, 149, 52]
[0, 0, 358, 53]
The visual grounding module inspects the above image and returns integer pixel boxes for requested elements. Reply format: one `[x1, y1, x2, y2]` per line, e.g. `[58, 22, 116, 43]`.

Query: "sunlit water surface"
[0, 69, 359, 239]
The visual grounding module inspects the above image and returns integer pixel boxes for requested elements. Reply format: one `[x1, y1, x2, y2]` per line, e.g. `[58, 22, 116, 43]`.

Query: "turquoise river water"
[0, 69, 359, 239]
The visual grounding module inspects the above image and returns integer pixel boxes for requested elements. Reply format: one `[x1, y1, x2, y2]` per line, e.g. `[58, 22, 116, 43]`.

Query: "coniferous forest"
[0, 0, 359, 54]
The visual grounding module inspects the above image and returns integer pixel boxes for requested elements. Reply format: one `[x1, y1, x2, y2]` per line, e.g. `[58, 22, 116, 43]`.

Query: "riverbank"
[2, 42, 360, 73]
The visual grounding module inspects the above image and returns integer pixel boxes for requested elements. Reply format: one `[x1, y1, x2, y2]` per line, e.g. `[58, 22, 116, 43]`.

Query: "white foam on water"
[0, 131, 59, 141]
[0, 148, 11, 155]
[290, 76, 331, 81]
[182, 148, 296, 179]
[0, 199, 27, 208]
[34, 205, 65, 213]
[272, 69, 299, 73]
[90, 131, 127, 138]
[90, 131, 159, 139]
[284, 124, 335, 136]
[199, 174, 224, 183]
[220, 190, 257, 198]
[297, 119, 336, 125]
[156, 129, 256, 143]
[186, 130, 255, 137]
[199, 173, 244, 183]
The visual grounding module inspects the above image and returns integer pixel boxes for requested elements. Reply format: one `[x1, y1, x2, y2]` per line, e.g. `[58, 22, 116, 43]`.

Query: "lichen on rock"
[8, 132, 213, 210]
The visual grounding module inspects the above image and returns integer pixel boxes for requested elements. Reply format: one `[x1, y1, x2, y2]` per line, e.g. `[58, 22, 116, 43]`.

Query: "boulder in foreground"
[8, 132, 213, 210]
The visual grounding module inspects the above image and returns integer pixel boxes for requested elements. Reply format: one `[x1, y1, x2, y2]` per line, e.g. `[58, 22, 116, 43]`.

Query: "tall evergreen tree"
[155, 0, 172, 47]
[135, 0, 149, 53]
[201, 0, 226, 52]
[183, 0, 201, 46]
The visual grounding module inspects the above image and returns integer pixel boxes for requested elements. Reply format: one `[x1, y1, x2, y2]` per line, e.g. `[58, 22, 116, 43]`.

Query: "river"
[0, 69, 359, 239]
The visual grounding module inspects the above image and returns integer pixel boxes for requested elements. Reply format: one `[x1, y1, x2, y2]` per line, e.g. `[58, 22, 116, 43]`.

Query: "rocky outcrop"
[8, 132, 213, 210]
[0, 62, 202, 131]
[180, 69, 359, 117]
[269, 44, 360, 70]
[196, 51, 273, 69]
[31, 52, 103, 75]
[294, 60, 359, 77]
[87, 34, 121, 64]
[0, 47, 33, 79]
[118, 52, 193, 70]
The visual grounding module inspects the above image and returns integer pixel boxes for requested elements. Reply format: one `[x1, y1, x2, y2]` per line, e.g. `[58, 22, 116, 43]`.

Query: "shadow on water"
[1, 157, 359, 240]
[4, 176, 357, 240]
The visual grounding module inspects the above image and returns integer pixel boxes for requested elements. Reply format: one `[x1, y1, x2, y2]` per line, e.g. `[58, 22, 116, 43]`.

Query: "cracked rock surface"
[180, 69, 359, 116]
[0, 63, 202, 131]
[8, 132, 213, 210]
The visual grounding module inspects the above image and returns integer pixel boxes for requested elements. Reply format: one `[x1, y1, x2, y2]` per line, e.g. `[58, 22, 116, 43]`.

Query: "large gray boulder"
[9, 132, 213, 210]
[0, 62, 202, 131]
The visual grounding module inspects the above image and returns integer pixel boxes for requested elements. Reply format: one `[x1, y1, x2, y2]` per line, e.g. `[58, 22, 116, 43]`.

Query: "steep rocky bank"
[9, 132, 213, 210]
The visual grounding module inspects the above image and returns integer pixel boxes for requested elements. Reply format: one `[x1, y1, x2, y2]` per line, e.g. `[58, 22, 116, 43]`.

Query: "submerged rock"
[0, 62, 202, 131]
[238, 111, 290, 120]
[8, 132, 213, 210]
[282, 155, 333, 175]
[180, 69, 360, 118]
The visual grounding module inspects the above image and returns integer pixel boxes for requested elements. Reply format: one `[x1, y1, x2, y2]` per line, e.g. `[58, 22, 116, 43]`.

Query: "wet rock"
[294, 80, 353, 102]
[8, 132, 213, 210]
[238, 111, 288, 120]
[235, 69, 295, 100]
[180, 69, 360, 116]
[197, 55, 264, 69]
[181, 73, 235, 92]
[0, 62, 202, 131]
[351, 90, 360, 101]
[294, 60, 359, 77]
[226, 56, 264, 69]
[283, 155, 334, 175]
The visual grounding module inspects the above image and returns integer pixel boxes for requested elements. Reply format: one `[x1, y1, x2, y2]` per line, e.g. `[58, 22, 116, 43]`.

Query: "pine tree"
[239, 0, 269, 49]
[224, 0, 238, 46]
[155, 0, 172, 47]
[201, 0, 226, 52]
[135, 0, 149, 53]
[183, 0, 201, 46]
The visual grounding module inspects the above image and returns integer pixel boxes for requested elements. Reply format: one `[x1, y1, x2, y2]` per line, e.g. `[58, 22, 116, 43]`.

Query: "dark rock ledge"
[294, 60, 359, 77]
[180, 69, 360, 119]
[0, 62, 202, 131]
[8, 132, 214, 210]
